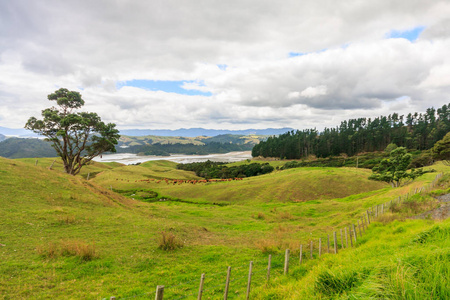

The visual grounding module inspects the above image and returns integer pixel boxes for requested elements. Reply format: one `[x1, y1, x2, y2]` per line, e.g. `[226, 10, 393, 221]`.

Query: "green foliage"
[385, 143, 398, 153]
[369, 147, 428, 187]
[409, 151, 434, 168]
[280, 152, 390, 170]
[25, 88, 120, 175]
[177, 160, 274, 179]
[431, 132, 450, 164]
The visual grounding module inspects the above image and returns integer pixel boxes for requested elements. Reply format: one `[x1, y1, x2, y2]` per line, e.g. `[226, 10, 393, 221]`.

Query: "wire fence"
[101, 172, 443, 300]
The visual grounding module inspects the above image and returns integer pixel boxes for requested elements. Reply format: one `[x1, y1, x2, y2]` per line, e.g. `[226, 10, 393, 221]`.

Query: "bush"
[158, 231, 182, 251]
[409, 151, 434, 168]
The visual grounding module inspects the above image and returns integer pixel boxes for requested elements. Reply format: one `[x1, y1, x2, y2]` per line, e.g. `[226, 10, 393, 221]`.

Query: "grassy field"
[1, 157, 448, 299]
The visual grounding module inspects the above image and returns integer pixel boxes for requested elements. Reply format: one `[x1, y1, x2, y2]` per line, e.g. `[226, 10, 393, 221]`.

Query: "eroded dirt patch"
[412, 194, 450, 220]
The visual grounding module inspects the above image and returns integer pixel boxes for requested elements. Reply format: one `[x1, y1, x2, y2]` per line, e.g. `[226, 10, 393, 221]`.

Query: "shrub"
[158, 231, 182, 251]
[409, 152, 434, 168]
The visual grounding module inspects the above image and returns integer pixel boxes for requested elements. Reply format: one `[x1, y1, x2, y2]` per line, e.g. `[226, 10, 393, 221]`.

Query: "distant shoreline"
[92, 151, 252, 165]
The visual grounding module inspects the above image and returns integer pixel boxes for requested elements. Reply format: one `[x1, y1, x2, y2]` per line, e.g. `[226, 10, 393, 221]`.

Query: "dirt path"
[412, 194, 450, 220]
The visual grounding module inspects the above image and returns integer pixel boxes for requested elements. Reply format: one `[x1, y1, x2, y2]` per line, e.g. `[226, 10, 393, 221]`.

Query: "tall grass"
[37, 240, 97, 261]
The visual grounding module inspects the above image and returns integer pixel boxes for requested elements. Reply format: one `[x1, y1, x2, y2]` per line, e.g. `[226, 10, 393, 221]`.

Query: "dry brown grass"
[158, 231, 182, 251]
[57, 215, 76, 224]
[278, 211, 293, 220]
[37, 240, 97, 261]
[376, 213, 403, 224]
[255, 239, 282, 254]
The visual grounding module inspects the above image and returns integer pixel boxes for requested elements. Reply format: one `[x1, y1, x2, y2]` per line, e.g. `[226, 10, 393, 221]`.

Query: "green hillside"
[1, 157, 449, 299]
[0, 138, 56, 158]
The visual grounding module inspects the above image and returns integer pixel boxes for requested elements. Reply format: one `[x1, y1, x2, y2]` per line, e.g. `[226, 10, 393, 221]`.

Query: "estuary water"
[92, 151, 252, 165]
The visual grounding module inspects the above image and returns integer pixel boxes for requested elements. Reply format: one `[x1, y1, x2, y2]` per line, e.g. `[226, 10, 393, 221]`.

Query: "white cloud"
[0, 0, 450, 131]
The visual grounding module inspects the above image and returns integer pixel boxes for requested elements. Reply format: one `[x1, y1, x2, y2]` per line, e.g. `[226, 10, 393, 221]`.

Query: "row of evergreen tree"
[252, 104, 450, 159]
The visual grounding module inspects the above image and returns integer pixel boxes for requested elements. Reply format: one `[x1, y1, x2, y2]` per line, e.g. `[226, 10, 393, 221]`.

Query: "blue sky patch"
[289, 48, 328, 58]
[387, 26, 425, 42]
[117, 79, 212, 96]
[217, 64, 228, 70]
[289, 52, 306, 57]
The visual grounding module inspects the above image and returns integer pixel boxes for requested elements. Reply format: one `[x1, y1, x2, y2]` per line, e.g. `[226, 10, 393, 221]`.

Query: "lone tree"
[25, 88, 120, 175]
[369, 147, 427, 187]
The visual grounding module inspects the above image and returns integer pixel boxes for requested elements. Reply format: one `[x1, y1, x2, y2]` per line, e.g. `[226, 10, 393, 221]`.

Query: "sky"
[1, 0, 450, 131]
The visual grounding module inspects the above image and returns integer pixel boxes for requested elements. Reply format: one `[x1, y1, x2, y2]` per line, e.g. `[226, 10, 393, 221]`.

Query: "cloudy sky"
[1, 0, 450, 131]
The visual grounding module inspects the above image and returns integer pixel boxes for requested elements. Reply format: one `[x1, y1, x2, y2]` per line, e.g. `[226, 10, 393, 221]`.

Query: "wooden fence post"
[349, 226, 353, 247]
[299, 245, 303, 264]
[327, 234, 330, 253]
[340, 229, 344, 249]
[357, 220, 362, 237]
[319, 238, 322, 258]
[353, 224, 357, 244]
[246, 261, 253, 300]
[366, 210, 371, 224]
[155, 285, 164, 300]
[224, 266, 231, 300]
[361, 217, 365, 235]
[310, 241, 313, 259]
[284, 249, 290, 275]
[345, 227, 348, 248]
[333, 231, 338, 254]
[49, 160, 56, 170]
[198, 273, 205, 300]
[267, 255, 271, 282]
[35, 159, 38, 166]
[87, 172, 90, 181]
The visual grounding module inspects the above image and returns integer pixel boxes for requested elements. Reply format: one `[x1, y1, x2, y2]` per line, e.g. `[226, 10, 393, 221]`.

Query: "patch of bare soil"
[412, 194, 450, 220]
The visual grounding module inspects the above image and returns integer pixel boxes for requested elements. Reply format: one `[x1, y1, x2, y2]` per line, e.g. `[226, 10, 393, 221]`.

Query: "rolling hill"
[1, 156, 448, 298]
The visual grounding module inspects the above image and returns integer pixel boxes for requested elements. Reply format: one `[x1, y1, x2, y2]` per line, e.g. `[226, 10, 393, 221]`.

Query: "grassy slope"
[1, 157, 448, 299]
[253, 218, 450, 299]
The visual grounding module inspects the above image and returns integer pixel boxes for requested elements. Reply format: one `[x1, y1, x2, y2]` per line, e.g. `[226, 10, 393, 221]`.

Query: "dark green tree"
[25, 88, 120, 175]
[369, 147, 426, 187]
[431, 132, 450, 165]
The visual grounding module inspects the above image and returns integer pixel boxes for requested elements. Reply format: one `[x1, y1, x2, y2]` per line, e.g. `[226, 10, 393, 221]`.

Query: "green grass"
[253, 219, 450, 299]
[1, 157, 449, 299]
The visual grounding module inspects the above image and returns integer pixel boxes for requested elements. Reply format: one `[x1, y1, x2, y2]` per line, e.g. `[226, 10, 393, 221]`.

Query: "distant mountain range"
[0, 127, 36, 137]
[0, 126, 293, 138]
[118, 127, 293, 137]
